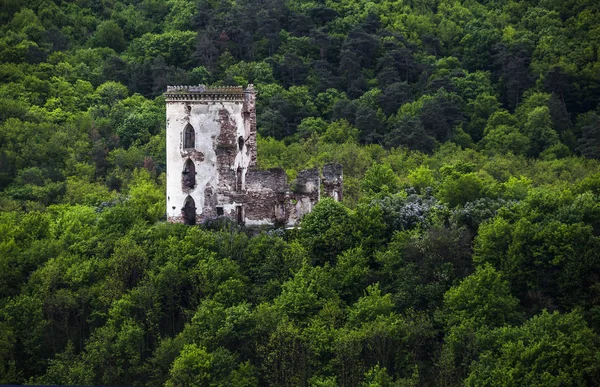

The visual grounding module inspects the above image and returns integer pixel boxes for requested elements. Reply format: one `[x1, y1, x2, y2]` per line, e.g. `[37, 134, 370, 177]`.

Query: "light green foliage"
[361, 363, 420, 387]
[502, 175, 532, 200]
[164, 0, 195, 31]
[484, 110, 519, 131]
[347, 284, 394, 327]
[443, 264, 522, 329]
[34, 342, 93, 386]
[357, 88, 382, 111]
[482, 124, 530, 155]
[297, 116, 329, 139]
[438, 171, 498, 207]
[466, 310, 600, 386]
[407, 166, 434, 193]
[256, 135, 294, 170]
[94, 81, 128, 106]
[361, 164, 400, 196]
[64, 177, 115, 205]
[190, 66, 212, 85]
[126, 169, 165, 222]
[126, 30, 197, 68]
[321, 119, 359, 144]
[283, 86, 318, 116]
[274, 263, 336, 321]
[452, 71, 495, 103]
[225, 61, 275, 86]
[166, 344, 213, 387]
[351, 202, 387, 254]
[114, 96, 163, 148]
[333, 247, 370, 302]
[315, 89, 348, 118]
[184, 300, 253, 350]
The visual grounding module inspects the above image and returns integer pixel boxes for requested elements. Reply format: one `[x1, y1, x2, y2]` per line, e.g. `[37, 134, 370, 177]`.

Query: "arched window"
[183, 195, 196, 225]
[183, 123, 195, 149]
[238, 136, 244, 151]
[182, 159, 196, 188]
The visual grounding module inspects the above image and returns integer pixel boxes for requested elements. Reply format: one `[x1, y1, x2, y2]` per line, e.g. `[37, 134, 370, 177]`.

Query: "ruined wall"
[244, 168, 289, 226]
[289, 168, 320, 225]
[165, 84, 342, 227]
[243, 86, 257, 168]
[322, 163, 343, 201]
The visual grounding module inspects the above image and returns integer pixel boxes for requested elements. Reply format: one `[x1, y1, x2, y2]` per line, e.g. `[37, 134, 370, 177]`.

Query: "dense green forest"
[1, 0, 600, 385]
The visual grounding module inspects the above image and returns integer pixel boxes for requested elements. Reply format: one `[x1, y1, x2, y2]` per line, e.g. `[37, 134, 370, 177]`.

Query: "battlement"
[165, 85, 255, 101]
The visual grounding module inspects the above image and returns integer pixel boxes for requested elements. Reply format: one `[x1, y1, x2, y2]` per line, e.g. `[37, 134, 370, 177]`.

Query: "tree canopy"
[1, 0, 600, 385]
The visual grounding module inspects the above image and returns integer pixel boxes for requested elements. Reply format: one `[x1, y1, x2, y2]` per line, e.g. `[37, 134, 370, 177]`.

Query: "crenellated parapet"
[165, 85, 255, 102]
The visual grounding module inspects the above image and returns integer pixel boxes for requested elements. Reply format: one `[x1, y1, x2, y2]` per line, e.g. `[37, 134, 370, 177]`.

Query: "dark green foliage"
[385, 116, 436, 153]
[378, 81, 413, 116]
[577, 112, 600, 159]
[451, 197, 514, 230]
[375, 224, 474, 312]
[419, 90, 465, 143]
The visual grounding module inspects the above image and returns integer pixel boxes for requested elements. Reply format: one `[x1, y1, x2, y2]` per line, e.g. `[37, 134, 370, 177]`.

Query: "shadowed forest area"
[1, 0, 600, 385]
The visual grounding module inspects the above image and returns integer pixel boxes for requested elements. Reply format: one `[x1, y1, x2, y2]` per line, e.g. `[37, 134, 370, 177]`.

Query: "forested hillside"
[1, 0, 600, 385]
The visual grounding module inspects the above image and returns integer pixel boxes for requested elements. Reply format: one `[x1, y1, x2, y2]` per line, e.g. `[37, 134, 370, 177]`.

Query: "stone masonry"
[165, 84, 343, 226]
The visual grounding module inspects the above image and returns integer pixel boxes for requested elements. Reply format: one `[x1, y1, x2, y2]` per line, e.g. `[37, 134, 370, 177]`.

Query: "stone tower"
[165, 85, 256, 224]
[165, 84, 343, 226]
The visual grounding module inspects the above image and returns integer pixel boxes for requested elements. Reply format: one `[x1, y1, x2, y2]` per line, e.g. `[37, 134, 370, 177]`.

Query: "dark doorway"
[182, 159, 196, 188]
[183, 195, 196, 225]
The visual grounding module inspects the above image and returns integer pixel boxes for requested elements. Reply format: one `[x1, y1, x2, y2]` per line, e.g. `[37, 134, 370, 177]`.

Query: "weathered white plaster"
[245, 218, 275, 226]
[233, 143, 250, 190]
[166, 102, 222, 220]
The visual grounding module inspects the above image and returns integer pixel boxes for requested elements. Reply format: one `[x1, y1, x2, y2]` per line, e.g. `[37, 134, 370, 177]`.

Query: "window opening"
[216, 207, 224, 216]
[183, 123, 195, 149]
[236, 167, 243, 191]
[182, 159, 196, 188]
[238, 136, 244, 151]
[183, 196, 196, 225]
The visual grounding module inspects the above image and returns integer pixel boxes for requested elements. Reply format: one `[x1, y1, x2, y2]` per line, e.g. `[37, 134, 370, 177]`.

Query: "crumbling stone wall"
[243, 85, 257, 168]
[165, 84, 342, 226]
[243, 169, 288, 226]
[322, 163, 343, 201]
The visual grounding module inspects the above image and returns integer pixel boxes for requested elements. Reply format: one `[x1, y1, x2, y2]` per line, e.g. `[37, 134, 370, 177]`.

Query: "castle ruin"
[165, 84, 343, 226]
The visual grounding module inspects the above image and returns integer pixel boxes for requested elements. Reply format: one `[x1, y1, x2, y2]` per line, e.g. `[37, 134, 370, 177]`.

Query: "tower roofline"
[165, 84, 255, 102]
